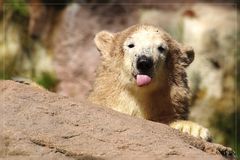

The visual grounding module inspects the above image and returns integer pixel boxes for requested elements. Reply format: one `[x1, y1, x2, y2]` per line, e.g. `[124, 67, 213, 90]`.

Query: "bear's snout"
[136, 55, 153, 73]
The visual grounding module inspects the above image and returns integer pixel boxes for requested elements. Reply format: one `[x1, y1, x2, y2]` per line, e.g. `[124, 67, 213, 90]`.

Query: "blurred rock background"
[0, 0, 239, 157]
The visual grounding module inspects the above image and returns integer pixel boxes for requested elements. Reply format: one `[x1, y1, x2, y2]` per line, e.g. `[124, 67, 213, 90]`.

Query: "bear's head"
[94, 24, 194, 92]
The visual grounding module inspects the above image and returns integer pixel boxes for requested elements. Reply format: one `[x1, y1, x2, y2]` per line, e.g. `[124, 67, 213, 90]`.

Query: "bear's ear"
[180, 45, 195, 67]
[94, 31, 114, 57]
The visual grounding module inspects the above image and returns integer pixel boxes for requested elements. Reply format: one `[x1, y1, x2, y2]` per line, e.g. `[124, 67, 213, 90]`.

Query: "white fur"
[122, 29, 168, 88]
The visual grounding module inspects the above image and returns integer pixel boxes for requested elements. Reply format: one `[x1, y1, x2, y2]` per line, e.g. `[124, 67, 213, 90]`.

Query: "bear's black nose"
[137, 55, 153, 73]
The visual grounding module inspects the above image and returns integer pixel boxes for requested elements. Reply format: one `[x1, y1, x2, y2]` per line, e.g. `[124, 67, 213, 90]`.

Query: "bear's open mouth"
[133, 74, 152, 87]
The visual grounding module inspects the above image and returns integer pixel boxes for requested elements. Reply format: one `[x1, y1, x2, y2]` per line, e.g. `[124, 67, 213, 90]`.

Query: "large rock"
[52, 4, 138, 99]
[0, 80, 235, 160]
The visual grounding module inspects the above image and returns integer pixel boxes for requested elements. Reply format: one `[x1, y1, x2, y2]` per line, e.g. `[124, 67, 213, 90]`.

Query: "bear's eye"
[128, 44, 135, 48]
[158, 46, 165, 53]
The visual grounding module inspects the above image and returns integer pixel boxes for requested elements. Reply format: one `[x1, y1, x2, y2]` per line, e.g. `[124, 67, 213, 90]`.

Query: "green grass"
[4, 0, 28, 17]
[35, 72, 58, 90]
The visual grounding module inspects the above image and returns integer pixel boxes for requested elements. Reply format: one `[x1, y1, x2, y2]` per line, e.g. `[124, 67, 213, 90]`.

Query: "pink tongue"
[136, 75, 152, 87]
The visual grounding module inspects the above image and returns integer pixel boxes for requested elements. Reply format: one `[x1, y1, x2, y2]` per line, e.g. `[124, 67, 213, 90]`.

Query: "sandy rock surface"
[0, 80, 235, 160]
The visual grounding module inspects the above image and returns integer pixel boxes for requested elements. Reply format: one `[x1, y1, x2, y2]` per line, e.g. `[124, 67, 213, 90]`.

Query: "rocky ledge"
[0, 80, 235, 160]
